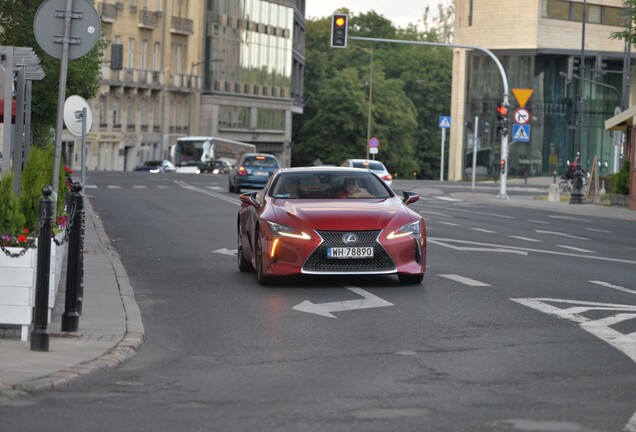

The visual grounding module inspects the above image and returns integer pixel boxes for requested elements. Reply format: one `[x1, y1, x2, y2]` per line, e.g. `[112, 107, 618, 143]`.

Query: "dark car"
[133, 160, 176, 173]
[229, 153, 280, 193]
[196, 160, 232, 174]
[237, 167, 426, 285]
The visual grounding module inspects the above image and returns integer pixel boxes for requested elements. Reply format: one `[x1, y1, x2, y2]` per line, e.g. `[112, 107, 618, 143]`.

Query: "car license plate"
[327, 247, 374, 259]
[253, 170, 269, 176]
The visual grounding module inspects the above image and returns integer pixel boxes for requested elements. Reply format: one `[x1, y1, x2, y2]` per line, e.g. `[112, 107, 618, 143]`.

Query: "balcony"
[170, 16, 193, 35]
[138, 9, 157, 29]
[99, 2, 117, 22]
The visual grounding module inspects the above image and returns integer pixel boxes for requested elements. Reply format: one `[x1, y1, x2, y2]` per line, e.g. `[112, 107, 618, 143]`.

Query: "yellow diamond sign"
[512, 88, 534, 108]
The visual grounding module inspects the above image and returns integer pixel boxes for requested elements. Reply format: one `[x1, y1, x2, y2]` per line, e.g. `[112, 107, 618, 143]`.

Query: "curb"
[0, 200, 144, 399]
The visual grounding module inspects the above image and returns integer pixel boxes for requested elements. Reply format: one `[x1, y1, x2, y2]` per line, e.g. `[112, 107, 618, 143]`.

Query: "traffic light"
[500, 159, 506, 175]
[479, 121, 489, 136]
[330, 14, 348, 48]
[595, 54, 607, 78]
[496, 103, 509, 137]
[566, 56, 580, 84]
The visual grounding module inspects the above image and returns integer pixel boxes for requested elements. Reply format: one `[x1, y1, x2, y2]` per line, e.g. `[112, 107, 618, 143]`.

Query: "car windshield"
[270, 171, 392, 199]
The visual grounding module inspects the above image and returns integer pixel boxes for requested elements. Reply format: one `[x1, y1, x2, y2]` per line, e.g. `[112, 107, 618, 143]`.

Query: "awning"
[605, 105, 636, 131]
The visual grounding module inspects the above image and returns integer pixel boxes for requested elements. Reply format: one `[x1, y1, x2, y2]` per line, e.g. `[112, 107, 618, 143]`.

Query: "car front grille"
[303, 230, 396, 274]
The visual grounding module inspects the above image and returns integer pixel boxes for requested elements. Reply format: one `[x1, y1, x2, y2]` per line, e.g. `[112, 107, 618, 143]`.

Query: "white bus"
[169, 136, 257, 173]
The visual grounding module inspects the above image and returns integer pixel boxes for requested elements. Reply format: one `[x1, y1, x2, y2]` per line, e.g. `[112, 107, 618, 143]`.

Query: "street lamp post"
[571, 0, 586, 204]
[352, 46, 374, 160]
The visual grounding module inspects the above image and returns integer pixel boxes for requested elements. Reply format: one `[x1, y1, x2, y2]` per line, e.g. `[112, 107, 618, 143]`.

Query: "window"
[544, 0, 570, 20]
[112, 101, 120, 126]
[219, 106, 249, 129]
[127, 38, 135, 69]
[257, 108, 285, 130]
[153, 42, 160, 70]
[99, 97, 107, 127]
[141, 40, 148, 72]
[127, 99, 134, 126]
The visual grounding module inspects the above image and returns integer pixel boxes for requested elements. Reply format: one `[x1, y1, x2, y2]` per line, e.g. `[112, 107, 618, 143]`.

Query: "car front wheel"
[237, 226, 254, 272]
[255, 231, 273, 286]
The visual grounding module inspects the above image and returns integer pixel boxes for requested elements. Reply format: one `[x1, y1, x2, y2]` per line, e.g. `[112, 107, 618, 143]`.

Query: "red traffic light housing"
[330, 14, 348, 48]
[499, 159, 506, 175]
[496, 104, 508, 116]
[496, 103, 509, 136]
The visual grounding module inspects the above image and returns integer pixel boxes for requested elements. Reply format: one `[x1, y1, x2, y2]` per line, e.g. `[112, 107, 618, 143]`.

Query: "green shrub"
[614, 159, 630, 195]
[18, 145, 67, 231]
[0, 172, 26, 235]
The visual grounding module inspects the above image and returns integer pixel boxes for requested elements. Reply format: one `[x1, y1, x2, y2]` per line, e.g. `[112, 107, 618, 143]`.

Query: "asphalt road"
[2, 171, 635, 432]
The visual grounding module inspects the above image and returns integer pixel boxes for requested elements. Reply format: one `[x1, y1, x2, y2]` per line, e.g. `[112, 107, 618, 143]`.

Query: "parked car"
[133, 160, 176, 173]
[196, 160, 232, 174]
[229, 153, 280, 193]
[341, 159, 393, 186]
[237, 167, 426, 285]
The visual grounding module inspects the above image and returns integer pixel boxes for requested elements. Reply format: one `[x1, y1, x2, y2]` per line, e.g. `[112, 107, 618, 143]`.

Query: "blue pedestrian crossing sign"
[439, 116, 451, 129]
[512, 124, 530, 142]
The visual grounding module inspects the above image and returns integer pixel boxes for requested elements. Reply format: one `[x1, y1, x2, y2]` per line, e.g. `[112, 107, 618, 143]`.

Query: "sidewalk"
[0, 199, 144, 399]
[450, 177, 636, 221]
[0, 179, 633, 399]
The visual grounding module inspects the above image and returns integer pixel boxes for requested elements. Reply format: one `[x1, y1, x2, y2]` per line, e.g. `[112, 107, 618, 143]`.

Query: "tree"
[609, 2, 636, 45]
[293, 3, 454, 179]
[0, 0, 106, 142]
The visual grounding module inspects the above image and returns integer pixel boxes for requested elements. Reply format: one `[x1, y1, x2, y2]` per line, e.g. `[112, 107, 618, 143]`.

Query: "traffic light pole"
[349, 36, 511, 198]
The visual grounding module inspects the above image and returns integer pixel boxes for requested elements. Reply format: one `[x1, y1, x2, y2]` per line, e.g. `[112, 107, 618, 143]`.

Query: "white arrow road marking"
[293, 286, 393, 318]
[590, 281, 636, 296]
[511, 297, 636, 432]
[535, 230, 590, 240]
[439, 274, 490, 286]
[213, 248, 237, 256]
[511, 298, 636, 362]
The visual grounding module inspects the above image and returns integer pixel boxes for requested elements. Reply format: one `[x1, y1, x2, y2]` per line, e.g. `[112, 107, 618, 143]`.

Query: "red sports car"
[237, 167, 426, 285]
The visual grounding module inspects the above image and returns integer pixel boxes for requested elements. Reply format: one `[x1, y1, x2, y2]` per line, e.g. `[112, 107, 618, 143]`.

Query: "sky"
[305, 0, 452, 29]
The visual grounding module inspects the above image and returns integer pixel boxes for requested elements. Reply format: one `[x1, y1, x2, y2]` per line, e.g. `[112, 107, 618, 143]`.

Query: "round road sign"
[514, 108, 530, 125]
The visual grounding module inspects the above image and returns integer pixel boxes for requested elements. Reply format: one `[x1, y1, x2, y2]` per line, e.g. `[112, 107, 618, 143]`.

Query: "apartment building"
[63, 0, 304, 171]
[449, 0, 631, 181]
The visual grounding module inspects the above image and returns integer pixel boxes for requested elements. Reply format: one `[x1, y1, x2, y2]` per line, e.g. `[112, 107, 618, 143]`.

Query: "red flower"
[64, 166, 74, 174]
[22, 228, 29, 234]
[17, 234, 28, 243]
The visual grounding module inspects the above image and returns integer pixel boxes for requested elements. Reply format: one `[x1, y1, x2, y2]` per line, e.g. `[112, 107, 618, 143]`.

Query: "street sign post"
[439, 116, 450, 181]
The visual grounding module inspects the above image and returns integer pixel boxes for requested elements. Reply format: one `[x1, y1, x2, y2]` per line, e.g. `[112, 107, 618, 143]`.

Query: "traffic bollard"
[31, 186, 53, 352]
[61, 182, 84, 331]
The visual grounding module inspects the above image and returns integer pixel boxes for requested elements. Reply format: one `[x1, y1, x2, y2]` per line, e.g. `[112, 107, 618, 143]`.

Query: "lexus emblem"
[342, 233, 358, 244]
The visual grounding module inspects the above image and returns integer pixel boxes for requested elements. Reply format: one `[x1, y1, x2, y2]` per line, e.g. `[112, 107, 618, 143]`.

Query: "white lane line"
[433, 196, 463, 202]
[424, 204, 515, 219]
[590, 281, 636, 296]
[439, 274, 490, 287]
[107, 185, 121, 189]
[419, 210, 454, 218]
[549, 215, 592, 222]
[586, 228, 612, 233]
[174, 179, 240, 206]
[84, 184, 97, 189]
[133, 185, 146, 189]
[156, 185, 169, 189]
[429, 237, 636, 265]
[206, 186, 223, 190]
[509, 236, 542, 242]
[471, 228, 497, 233]
[439, 221, 461, 226]
[528, 219, 550, 224]
[535, 230, 590, 240]
[555, 245, 596, 253]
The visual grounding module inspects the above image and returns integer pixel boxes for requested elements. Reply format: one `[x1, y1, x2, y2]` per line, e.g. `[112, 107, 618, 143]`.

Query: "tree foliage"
[0, 0, 106, 142]
[292, 3, 454, 179]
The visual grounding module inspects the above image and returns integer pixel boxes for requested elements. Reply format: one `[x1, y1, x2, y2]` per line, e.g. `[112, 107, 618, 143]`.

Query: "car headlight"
[266, 221, 311, 240]
[387, 220, 421, 240]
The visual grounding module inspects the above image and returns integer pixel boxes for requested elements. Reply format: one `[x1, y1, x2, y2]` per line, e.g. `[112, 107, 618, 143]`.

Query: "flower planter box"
[610, 193, 630, 207]
[0, 240, 65, 342]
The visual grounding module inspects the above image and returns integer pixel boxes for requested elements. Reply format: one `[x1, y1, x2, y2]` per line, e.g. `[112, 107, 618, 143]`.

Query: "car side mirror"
[239, 192, 260, 207]
[402, 191, 420, 205]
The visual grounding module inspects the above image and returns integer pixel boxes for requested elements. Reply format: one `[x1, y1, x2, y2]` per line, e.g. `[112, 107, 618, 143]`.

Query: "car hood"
[271, 198, 413, 231]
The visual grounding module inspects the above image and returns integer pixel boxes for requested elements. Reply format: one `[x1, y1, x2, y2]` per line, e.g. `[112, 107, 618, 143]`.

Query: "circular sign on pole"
[514, 108, 530, 125]
[63, 95, 92, 136]
[34, 0, 101, 60]
[369, 136, 380, 148]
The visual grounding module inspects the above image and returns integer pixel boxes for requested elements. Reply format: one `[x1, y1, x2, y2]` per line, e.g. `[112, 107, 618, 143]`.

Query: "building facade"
[62, 0, 304, 171]
[450, 0, 631, 181]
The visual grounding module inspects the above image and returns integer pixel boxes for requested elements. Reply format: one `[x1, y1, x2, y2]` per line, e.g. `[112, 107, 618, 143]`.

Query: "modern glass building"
[194, 0, 305, 167]
[450, 0, 631, 180]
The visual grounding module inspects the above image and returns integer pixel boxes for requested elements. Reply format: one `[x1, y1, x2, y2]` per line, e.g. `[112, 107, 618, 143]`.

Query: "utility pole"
[571, 0, 586, 204]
